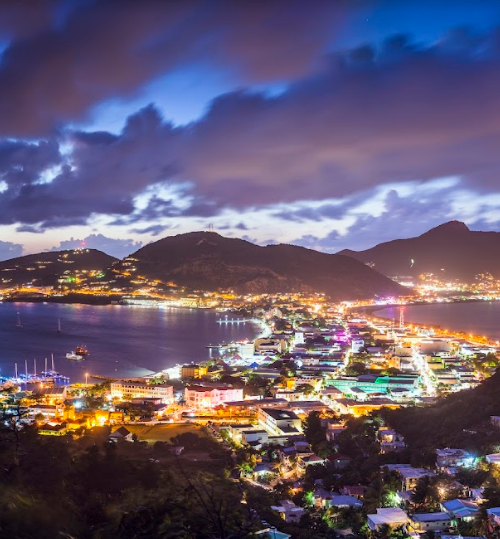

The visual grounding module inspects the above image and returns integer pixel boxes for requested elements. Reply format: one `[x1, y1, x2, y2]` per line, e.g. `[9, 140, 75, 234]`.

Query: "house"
[409, 512, 454, 532]
[378, 427, 405, 452]
[441, 499, 479, 521]
[329, 495, 363, 509]
[436, 448, 475, 470]
[253, 462, 276, 481]
[38, 422, 67, 436]
[109, 426, 134, 442]
[341, 485, 367, 499]
[271, 500, 305, 523]
[395, 467, 435, 491]
[326, 422, 346, 442]
[314, 489, 363, 509]
[298, 454, 325, 469]
[367, 508, 408, 530]
[241, 430, 269, 449]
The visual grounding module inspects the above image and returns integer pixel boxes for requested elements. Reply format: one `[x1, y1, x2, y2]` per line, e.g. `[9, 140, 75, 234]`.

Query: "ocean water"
[0, 303, 258, 382]
[374, 301, 500, 341]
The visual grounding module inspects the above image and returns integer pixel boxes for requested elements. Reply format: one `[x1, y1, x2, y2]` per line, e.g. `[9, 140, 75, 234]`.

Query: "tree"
[303, 411, 326, 450]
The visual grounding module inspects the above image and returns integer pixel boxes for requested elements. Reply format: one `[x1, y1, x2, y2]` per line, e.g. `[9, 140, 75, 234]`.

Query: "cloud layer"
[0, 1, 499, 256]
[50, 234, 142, 259]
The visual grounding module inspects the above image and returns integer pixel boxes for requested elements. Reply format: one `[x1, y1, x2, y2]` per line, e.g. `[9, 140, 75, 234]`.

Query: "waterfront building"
[110, 381, 174, 404]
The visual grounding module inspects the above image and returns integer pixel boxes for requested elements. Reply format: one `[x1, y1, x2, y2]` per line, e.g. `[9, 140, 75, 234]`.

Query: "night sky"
[1, 0, 500, 259]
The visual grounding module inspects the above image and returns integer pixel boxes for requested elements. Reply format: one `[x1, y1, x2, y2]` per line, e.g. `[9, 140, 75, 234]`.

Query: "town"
[2, 293, 500, 539]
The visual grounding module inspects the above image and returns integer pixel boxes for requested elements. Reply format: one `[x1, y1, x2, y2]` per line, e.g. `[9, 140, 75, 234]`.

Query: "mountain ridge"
[339, 220, 500, 281]
[117, 231, 407, 300]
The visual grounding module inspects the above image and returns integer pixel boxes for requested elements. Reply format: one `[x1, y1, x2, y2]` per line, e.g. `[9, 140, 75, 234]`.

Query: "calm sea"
[374, 301, 500, 341]
[0, 303, 258, 382]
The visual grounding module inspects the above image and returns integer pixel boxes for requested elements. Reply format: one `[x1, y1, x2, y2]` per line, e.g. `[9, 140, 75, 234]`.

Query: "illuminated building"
[184, 385, 243, 409]
[110, 381, 173, 404]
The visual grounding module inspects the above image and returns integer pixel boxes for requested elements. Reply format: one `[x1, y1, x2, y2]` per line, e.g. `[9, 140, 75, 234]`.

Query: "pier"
[216, 318, 252, 324]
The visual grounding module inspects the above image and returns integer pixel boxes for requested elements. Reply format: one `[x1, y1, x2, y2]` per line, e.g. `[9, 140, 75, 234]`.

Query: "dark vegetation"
[381, 368, 500, 454]
[0, 419, 256, 539]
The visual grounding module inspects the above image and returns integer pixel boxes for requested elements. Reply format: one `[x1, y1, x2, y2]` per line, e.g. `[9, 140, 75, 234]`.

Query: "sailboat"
[16, 312, 22, 328]
[57, 318, 61, 334]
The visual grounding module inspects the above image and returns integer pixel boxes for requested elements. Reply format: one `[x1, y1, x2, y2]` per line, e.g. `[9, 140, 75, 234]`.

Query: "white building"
[367, 508, 408, 531]
[257, 408, 302, 437]
[110, 382, 174, 404]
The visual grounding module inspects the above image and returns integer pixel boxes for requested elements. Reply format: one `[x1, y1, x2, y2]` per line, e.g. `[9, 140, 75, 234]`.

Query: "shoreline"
[363, 302, 500, 347]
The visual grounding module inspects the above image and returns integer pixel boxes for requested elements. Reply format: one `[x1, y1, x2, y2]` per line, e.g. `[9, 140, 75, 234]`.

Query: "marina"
[0, 302, 260, 383]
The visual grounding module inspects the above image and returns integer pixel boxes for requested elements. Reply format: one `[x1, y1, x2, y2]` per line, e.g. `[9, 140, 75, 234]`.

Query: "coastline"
[365, 301, 500, 346]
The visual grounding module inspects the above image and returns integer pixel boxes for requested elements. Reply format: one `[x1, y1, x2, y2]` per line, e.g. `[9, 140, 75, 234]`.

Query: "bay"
[0, 302, 259, 382]
[374, 301, 500, 342]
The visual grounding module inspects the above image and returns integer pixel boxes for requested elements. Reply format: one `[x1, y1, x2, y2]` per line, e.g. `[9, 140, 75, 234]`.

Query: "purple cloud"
[0, 0, 346, 137]
[0, 239, 23, 261]
[50, 233, 142, 258]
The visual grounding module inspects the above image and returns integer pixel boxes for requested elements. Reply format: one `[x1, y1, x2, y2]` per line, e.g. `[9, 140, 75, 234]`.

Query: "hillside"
[382, 368, 500, 455]
[339, 221, 500, 281]
[0, 249, 118, 288]
[118, 231, 407, 300]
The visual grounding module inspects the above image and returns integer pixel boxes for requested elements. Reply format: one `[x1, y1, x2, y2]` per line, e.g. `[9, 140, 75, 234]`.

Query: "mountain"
[118, 231, 406, 300]
[339, 221, 500, 282]
[0, 249, 118, 288]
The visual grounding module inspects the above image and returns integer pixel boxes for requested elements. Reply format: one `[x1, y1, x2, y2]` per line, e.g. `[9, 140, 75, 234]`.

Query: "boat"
[66, 352, 84, 361]
[75, 345, 88, 356]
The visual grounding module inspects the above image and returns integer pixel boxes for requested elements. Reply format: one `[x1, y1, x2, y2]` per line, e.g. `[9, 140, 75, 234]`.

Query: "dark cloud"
[0, 139, 60, 187]
[1, 23, 500, 235]
[0, 0, 346, 137]
[50, 234, 142, 259]
[293, 230, 340, 251]
[0, 239, 23, 261]
[292, 187, 458, 252]
[130, 224, 172, 237]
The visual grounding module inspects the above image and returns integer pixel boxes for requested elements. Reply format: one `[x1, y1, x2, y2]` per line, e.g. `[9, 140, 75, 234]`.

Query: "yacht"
[66, 351, 84, 361]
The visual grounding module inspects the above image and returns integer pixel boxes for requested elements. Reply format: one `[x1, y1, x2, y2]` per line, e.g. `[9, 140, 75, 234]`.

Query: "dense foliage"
[0, 422, 255, 539]
[382, 368, 500, 455]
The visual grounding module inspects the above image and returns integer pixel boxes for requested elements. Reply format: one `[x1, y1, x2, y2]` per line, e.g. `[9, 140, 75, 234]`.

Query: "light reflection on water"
[0, 302, 258, 382]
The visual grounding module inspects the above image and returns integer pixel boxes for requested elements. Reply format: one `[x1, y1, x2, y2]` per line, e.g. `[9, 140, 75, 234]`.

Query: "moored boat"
[66, 351, 84, 361]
